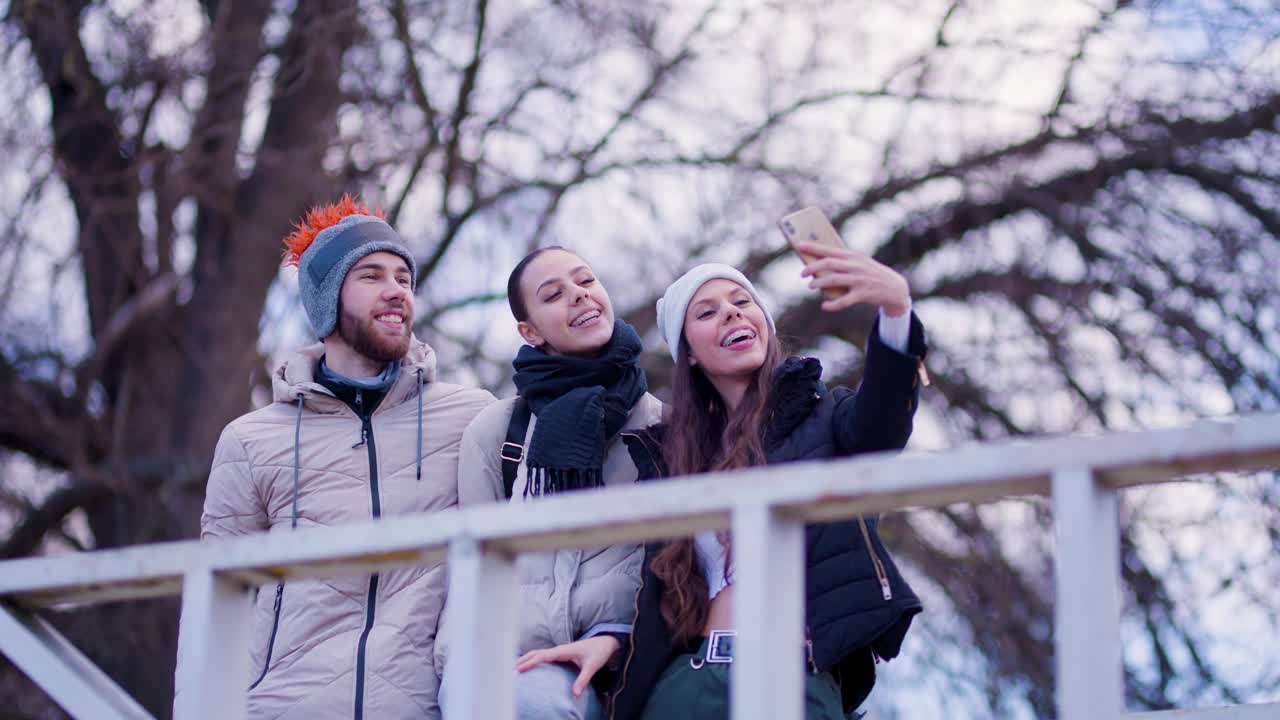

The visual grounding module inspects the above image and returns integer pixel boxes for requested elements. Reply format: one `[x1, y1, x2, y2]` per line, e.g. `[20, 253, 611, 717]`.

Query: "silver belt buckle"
[500, 442, 524, 463]
[690, 629, 736, 669]
[706, 629, 736, 664]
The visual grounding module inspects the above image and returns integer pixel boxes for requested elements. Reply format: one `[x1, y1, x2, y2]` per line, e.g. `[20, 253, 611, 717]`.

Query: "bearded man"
[187, 196, 493, 719]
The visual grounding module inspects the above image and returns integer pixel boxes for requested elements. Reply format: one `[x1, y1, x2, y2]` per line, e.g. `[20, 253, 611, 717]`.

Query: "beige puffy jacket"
[190, 339, 493, 720]
[435, 393, 663, 676]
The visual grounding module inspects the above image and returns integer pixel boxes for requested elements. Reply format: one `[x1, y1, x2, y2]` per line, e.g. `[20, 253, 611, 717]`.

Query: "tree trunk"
[2, 0, 358, 714]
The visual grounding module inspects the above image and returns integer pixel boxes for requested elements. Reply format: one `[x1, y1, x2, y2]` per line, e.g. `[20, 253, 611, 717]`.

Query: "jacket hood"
[272, 336, 439, 409]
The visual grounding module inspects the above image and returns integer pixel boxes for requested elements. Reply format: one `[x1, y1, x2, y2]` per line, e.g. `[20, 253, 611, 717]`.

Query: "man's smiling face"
[335, 251, 415, 363]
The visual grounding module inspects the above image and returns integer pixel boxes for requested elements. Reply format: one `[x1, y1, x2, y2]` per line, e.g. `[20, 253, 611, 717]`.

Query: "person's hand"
[515, 635, 621, 697]
[796, 240, 910, 316]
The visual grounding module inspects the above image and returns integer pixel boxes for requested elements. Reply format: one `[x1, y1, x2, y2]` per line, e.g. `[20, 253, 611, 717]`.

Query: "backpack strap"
[500, 397, 532, 499]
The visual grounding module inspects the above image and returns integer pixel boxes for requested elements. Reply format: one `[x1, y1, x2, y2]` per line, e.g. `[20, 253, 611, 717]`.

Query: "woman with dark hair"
[437, 247, 662, 720]
[610, 241, 927, 720]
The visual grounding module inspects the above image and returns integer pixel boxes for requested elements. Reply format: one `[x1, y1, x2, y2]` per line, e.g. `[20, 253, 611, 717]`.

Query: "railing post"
[173, 569, 254, 720]
[1053, 468, 1123, 720]
[441, 536, 518, 720]
[0, 605, 153, 720]
[731, 501, 806, 720]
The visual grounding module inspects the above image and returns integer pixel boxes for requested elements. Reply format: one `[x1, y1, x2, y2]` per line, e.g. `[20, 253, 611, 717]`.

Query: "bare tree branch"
[12, 0, 145, 335]
[387, 0, 443, 226]
[0, 479, 110, 559]
[0, 354, 83, 470]
[419, 0, 491, 279]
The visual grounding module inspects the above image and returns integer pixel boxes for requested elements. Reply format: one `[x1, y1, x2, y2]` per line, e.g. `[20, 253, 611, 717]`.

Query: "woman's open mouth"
[720, 327, 757, 350]
[570, 309, 602, 328]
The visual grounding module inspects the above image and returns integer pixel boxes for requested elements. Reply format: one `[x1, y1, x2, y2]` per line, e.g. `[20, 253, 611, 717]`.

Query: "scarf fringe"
[523, 466, 605, 498]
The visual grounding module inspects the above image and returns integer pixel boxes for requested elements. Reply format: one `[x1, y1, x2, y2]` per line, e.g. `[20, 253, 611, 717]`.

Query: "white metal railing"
[1, 413, 1279, 720]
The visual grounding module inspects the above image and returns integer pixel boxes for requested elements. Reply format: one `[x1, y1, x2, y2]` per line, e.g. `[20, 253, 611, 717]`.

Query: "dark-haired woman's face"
[682, 279, 770, 383]
[516, 250, 614, 356]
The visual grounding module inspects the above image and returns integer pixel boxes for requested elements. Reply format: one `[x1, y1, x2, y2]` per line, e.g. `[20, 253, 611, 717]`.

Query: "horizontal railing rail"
[0, 412, 1277, 720]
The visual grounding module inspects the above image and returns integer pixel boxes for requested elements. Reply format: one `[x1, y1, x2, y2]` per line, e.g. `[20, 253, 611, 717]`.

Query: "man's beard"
[338, 308, 412, 362]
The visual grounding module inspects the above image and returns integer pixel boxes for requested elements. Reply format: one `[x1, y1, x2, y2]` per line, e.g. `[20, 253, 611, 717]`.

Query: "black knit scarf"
[512, 319, 648, 497]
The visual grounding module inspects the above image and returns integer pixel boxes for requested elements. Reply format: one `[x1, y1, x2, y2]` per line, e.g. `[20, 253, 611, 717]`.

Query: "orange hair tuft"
[282, 195, 386, 267]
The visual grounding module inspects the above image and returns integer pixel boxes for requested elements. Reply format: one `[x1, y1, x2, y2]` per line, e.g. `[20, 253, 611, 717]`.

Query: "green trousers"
[637, 637, 846, 720]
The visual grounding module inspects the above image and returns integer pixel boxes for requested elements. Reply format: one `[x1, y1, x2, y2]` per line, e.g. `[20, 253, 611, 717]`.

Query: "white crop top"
[695, 530, 734, 600]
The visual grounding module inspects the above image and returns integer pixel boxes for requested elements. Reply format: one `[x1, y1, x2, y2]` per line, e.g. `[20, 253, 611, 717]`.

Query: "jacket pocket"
[248, 582, 285, 690]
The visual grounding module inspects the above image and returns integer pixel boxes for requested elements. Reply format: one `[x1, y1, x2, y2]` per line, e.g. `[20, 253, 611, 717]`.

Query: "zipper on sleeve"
[857, 515, 892, 601]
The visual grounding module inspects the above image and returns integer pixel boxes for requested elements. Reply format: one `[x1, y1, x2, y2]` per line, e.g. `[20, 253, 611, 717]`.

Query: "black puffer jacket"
[610, 314, 927, 720]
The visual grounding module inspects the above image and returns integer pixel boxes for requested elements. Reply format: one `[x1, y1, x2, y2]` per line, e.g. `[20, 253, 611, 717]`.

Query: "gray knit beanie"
[295, 214, 417, 338]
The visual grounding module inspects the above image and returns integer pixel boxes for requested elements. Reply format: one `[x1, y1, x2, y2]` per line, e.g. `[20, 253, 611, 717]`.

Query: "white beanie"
[655, 263, 776, 362]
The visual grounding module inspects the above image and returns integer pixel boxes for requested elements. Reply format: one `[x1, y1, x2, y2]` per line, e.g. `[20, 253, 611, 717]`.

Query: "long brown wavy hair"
[650, 332, 784, 646]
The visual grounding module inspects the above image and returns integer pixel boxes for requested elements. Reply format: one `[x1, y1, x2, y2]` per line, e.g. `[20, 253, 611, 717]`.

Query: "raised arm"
[831, 312, 927, 456]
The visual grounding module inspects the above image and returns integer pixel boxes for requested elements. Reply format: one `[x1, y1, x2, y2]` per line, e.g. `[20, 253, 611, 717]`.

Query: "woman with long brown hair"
[610, 241, 927, 720]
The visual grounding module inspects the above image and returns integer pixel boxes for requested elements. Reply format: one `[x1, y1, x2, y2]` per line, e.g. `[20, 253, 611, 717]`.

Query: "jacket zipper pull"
[879, 576, 893, 601]
[805, 628, 819, 674]
[352, 391, 367, 448]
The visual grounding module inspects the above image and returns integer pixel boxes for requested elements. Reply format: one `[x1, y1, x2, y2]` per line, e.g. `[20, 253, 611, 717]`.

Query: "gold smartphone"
[778, 207, 847, 301]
